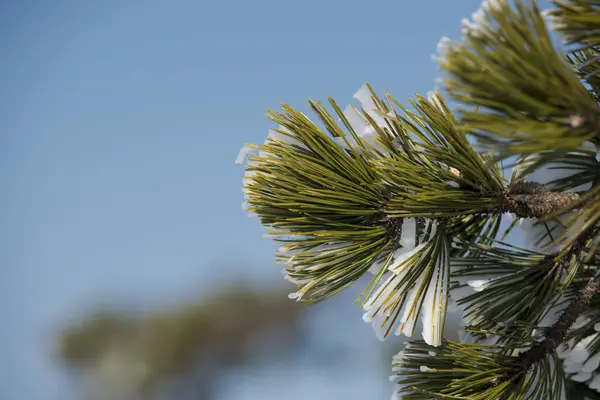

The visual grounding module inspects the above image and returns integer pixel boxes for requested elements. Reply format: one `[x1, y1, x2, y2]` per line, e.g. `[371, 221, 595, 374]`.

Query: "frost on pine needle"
[460, 4, 490, 39]
[431, 36, 453, 63]
[335, 83, 391, 153]
[541, 8, 561, 31]
[569, 115, 585, 128]
[363, 221, 451, 347]
[235, 145, 253, 165]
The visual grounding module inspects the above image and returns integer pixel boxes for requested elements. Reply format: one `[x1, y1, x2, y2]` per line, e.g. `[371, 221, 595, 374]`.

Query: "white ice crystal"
[363, 221, 451, 347]
[336, 83, 390, 153]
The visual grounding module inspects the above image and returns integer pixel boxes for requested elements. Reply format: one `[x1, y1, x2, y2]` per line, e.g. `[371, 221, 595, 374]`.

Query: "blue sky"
[1, 0, 551, 398]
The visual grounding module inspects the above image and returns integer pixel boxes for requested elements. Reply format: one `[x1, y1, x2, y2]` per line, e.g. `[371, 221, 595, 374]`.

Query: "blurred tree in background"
[56, 283, 305, 400]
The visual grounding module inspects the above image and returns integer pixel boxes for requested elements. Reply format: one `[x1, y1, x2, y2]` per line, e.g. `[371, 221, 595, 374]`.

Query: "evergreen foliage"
[237, 0, 600, 398]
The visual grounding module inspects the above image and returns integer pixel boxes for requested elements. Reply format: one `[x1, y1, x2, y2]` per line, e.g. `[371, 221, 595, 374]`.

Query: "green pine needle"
[391, 340, 566, 399]
[439, 0, 600, 160]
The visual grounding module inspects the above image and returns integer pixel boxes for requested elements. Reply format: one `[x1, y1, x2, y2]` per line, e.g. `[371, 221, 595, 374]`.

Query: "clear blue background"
[1, 0, 550, 398]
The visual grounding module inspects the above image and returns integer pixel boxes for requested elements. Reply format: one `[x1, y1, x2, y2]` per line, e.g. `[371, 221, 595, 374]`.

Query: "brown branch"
[496, 181, 581, 219]
[486, 211, 600, 388]
[376, 181, 587, 247]
[378, 182, 583, 232]
[518, 276, 600, 365]
[489, 275, 600, 388]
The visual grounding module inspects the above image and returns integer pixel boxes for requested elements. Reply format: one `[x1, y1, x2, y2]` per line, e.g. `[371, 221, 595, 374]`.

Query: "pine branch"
[489, 274, 600, 388]
[454, 248, 576, 338]
[439, 0, 600, 158]
[549, 0, 600, 48]
[518, 274, 600, 362]
[236, 0, 600, 396]
[497, 181, 582, 218]
[381, 181, 583, 226]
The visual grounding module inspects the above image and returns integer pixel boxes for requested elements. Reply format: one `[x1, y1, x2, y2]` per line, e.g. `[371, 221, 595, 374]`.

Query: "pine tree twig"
[489, 275, 600, 388]
[497, 182, 581, 219]
[488, 222, 599, 389]
[379, 181, 583, 227]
